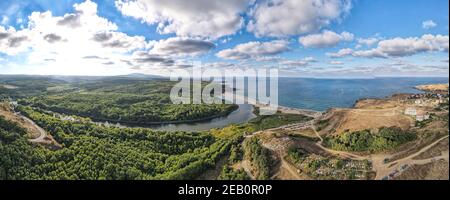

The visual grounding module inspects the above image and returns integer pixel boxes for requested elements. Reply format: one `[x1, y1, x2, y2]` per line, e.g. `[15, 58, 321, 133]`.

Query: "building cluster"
[404, 107, 430, 122]
[402, 91, 449, 122]
[407, 93, 449, 107]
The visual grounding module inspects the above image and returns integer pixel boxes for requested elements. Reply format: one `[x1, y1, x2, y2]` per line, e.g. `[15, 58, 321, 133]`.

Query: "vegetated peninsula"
[0, 75, 449, 180]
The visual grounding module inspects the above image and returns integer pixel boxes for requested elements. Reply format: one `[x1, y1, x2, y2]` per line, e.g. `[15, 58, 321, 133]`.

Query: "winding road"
[22, 115, 48, 143]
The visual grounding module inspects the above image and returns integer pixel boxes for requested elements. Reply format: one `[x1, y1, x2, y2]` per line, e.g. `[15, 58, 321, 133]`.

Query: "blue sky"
[0, 0, 448, 77]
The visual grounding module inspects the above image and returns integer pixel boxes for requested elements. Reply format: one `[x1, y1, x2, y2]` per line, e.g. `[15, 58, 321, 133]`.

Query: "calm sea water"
[278, 77, 449, 111]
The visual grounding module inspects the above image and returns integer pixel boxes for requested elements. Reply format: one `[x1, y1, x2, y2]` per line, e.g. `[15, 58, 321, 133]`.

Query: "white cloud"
[352, 49, 387, 58]
[280, 60, 309, 67]
[1, 0, 228, 76]
[327, 34, 449, 59]
[303, 56, 317, 62]
[299, 30, 354, 48]
[1, 16, 9, 25]
[357, 37, 379, 47]
[358, 34, 449, 58]
[329, 61, 343, 65]
[150, 37, 215, 56]
[216, 40, 289, 60]
[0, 26, 31, 55]
[422, 20, 437, 29]
[326, 48, 353, 58]
[0, 0, 160, 75]
[247, 0, 352, 37]
[115, 0, 252, 39]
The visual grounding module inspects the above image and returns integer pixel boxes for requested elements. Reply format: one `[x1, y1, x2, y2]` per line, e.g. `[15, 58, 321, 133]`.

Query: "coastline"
[223, 91, 323, 118]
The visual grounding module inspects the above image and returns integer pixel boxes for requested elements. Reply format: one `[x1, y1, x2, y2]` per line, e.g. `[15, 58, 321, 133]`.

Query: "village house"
[416, 113, 430, 122]
[415, 99, 423, 106]
[404, 107, 430, 121]
[404, 107, 417, 116]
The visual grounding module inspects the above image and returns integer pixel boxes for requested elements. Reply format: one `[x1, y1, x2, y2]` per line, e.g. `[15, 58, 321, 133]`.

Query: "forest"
[243, 137, 272, 180]
[0, 106, 241, 180]
[12, 76, 237, 124]
[323, 127, 417, 153]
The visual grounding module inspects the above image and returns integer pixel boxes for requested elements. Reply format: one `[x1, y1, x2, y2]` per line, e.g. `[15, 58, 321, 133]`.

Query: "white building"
[404, 107, 417, 116]
[416, 114, 430, 122]
[415, 99, 423, 105]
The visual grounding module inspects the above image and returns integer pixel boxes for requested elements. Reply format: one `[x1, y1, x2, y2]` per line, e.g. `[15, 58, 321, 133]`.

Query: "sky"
[0, 0, 449, 77]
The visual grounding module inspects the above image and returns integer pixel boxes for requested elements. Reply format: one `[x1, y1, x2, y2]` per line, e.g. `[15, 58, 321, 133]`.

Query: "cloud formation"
[422, 20, 437, 29]
[326, 48, 353, 58]
[357, 34, 449, 58]
[151, 37, 215, 56]
[357, 37, 379, 47]
[43, 33, 63, 43]
[0, 1, 153, 75]
[133, 51, 175, 66]
[0, 26, 30, 55]
[327, 34, 449, 58]
[329, 61, 343, 65]
[216, 40, 289, 60]
[299, 30, 354, 48]
[1, 0, 229, 75]
[280, 60, 309, 67]
[248, 0, 352, 37]
[115, 0, 252, 39]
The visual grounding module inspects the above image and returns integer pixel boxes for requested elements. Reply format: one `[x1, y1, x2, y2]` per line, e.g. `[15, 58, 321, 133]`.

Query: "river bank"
[94, 104, 257, 132]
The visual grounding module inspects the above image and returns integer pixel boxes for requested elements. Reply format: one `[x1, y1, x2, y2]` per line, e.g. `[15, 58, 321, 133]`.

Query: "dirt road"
[371, 135, 449, 180]
[247, 116, 449, 180]
[240, 160, 256, 180]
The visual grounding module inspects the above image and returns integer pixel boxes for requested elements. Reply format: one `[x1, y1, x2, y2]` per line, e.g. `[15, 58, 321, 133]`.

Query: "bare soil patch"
[393, 160, 449, 180]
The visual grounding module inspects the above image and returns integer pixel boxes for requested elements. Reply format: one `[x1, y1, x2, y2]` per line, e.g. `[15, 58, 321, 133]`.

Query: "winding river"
[96, 104, 257, 132]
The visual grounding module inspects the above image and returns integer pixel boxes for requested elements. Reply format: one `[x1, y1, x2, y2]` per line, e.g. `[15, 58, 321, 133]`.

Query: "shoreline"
[222, 92, 324, 118]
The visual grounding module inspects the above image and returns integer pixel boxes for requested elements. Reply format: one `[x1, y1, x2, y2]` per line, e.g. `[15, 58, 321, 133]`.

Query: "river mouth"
[95, 104, 257, 132]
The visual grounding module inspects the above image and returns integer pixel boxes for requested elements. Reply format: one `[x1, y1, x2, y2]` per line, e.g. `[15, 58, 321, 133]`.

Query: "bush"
[324, 127, 416, 153]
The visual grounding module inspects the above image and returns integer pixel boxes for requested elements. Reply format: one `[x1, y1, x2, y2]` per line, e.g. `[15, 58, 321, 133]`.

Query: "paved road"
[16, 113, 48, 143]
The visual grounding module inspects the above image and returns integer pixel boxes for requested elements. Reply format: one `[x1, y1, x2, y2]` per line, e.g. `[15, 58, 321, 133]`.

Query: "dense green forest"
[324, 127, 417, 153]
[0, 106, 241, 180]
[243, 137, 272, 180]
[1, 75, 237, 124]
[0, 75, 66, 99]
[248, 112, 312, 131]
[217, 143, 250, 180]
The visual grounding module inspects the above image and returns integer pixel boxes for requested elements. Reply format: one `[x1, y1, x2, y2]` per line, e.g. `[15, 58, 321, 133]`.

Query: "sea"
[277, 77, 449, 111]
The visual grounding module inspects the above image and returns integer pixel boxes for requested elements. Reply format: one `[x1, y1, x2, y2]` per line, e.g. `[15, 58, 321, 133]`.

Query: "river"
[95, 104, 257, 132]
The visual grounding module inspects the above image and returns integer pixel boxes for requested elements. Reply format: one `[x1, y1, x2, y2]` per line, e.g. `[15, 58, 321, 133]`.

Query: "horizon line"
[0, 73, 449, 79]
